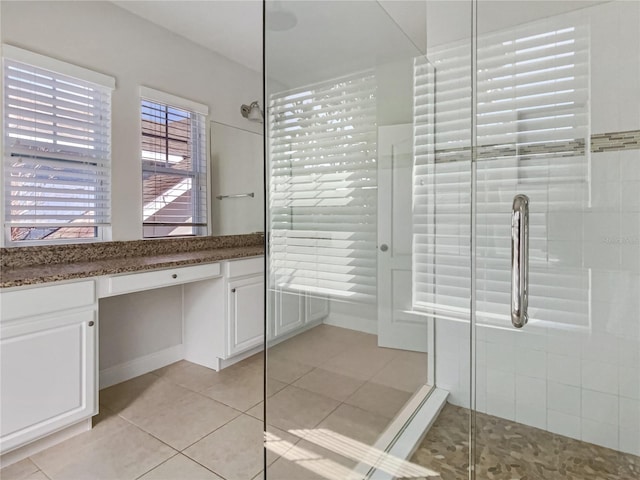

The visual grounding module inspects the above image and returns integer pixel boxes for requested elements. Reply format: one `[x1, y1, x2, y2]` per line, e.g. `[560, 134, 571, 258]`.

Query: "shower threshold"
[352, 385, 449, 479]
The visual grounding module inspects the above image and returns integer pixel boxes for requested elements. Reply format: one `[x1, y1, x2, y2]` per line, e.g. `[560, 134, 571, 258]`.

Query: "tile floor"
[0, 325, 429, 480]
[263, 325, 430, 479]
[7, 322, 635, 480]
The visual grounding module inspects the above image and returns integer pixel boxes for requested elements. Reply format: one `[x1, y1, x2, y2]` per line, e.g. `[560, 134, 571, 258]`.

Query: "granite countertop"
[0, 234, 264, 289]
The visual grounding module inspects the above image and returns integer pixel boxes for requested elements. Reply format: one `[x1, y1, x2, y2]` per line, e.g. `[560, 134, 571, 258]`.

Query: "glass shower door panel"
[473, 1, 640, 478]
[264, 1, 436, 478]
[408, 1, 475, 477]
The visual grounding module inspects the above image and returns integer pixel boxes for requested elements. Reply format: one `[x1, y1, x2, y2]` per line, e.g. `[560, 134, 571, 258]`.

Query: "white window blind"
[413, 56, 450, 315]
[3, 48, 114, 243]
[268, 72, 378, 303]
[414, 21, 590, 327]
[140, 89, 207, 238]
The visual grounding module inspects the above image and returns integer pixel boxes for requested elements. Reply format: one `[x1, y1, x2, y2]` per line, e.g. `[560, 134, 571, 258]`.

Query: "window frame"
[1, 44, 115, 247]
[138, 86, 210, 239]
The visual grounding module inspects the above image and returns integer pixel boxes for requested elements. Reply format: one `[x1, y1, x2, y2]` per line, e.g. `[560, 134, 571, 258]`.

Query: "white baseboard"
[267, 319, 323, 349]
[99, 345, 184, 389]
[0, 419, 91, 468]
[218, 345, 263, 370]
[323, 313, 377, 335]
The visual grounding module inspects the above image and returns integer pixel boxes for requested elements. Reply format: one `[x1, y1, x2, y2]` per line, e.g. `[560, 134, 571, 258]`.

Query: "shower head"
[241, 101, 263, 123]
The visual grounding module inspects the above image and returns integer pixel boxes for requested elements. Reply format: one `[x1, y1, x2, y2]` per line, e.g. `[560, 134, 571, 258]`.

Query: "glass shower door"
[264, 1, 439, 478]
[471, 1, 640, 478]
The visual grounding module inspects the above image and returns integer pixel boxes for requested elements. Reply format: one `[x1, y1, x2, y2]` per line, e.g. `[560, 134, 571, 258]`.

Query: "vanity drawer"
[225, 256, 264, 278]
[1, 280, 96, 322]
[107, 263, 221, 296]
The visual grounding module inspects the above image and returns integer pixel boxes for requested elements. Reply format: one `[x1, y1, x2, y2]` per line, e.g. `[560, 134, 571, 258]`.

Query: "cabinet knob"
[88, 321, 95, 327]
[231, 288, 236, 293]
[172, 274, 178, 279]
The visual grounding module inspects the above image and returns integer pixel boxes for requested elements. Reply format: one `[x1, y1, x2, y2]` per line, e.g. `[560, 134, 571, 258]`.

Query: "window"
[268, 72, 378, 303]
[2, 45, 114, 244]
[140, 87, 208, 238]
[413, 21, 589, 327]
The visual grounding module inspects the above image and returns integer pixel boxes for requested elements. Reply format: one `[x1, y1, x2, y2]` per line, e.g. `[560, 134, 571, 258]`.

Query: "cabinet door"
[228, 276, 265, 356]
[274, 290, 305, 337]
[306, 294, 329, 323]
[0, 310, 97, 453]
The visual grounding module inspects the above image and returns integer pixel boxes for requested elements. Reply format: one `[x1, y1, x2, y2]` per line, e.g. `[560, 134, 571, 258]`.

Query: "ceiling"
[112, 0, 608, 86]
[112, 1, 263, 73]
[112, 1, 428, 87]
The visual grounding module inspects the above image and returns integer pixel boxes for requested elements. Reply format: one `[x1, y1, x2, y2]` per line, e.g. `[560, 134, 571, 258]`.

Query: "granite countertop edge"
[1, 245, 265, 289]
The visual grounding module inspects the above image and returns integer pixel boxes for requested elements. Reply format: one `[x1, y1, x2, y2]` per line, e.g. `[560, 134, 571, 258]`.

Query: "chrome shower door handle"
[511, 194, 530, 328]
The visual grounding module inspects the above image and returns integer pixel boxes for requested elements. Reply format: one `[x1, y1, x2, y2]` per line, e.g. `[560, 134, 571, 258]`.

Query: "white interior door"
[377, 124, 428, 352]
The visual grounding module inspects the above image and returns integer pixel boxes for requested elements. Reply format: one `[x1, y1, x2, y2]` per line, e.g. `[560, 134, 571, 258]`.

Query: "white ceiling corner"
[111, 0, 263, 73]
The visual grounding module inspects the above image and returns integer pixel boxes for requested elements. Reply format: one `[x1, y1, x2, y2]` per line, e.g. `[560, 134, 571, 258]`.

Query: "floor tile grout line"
[25, 467, 52, 480]
[340, 382, 407, 422]
[149, 356, 264, 394]
[151, 359, 272, 414]
[115, 389, 263, 480]
[262, 422, 313, 471]
[262, 330, 412, 456]
[101, 375, 250, 450]
[119, 409, 234, 456]
[318, 350, 400, 383]
[112, 411, 182, 457]
[133, 449, 234, 480]
[114, 412, 245, 480]
[178, 414, 271, 480]
[194, 389, 255, 415]
[289, 366, 368, 405]
[133, 451, 181, 480]
[124, 369, 252, 415]
[27, 450, 66, 479]
[275, 382, 349, 408]
[178, 411, 255, 454]
[179, 454, 232, 480]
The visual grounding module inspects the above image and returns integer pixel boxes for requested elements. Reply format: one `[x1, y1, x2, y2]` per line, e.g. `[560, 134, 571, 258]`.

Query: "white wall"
[432, 0, 640, 456]
[1, 0, 263, 241]
[99, 287, 183, 370]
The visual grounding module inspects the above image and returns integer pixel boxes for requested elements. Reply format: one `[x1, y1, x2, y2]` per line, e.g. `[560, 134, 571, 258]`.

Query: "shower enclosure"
[264, 0, 640, 478]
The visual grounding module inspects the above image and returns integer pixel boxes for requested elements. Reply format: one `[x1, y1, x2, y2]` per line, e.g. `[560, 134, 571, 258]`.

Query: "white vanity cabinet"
[228, 275, 264, 356]
[273, 290, 305, 337]
[0, 253, 329, 461]
[98, 262, 221, 298]
[183, 256, 265, 370]
[226, 256, 265, 356]
[0, 280, 97, 454]
[269, 289, 330, 341]
[306, 294, 330, 323]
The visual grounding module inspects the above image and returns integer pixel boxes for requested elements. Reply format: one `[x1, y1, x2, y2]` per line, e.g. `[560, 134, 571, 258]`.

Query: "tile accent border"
[591, 129, 640, 152]
[432, 129, 640, 163]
